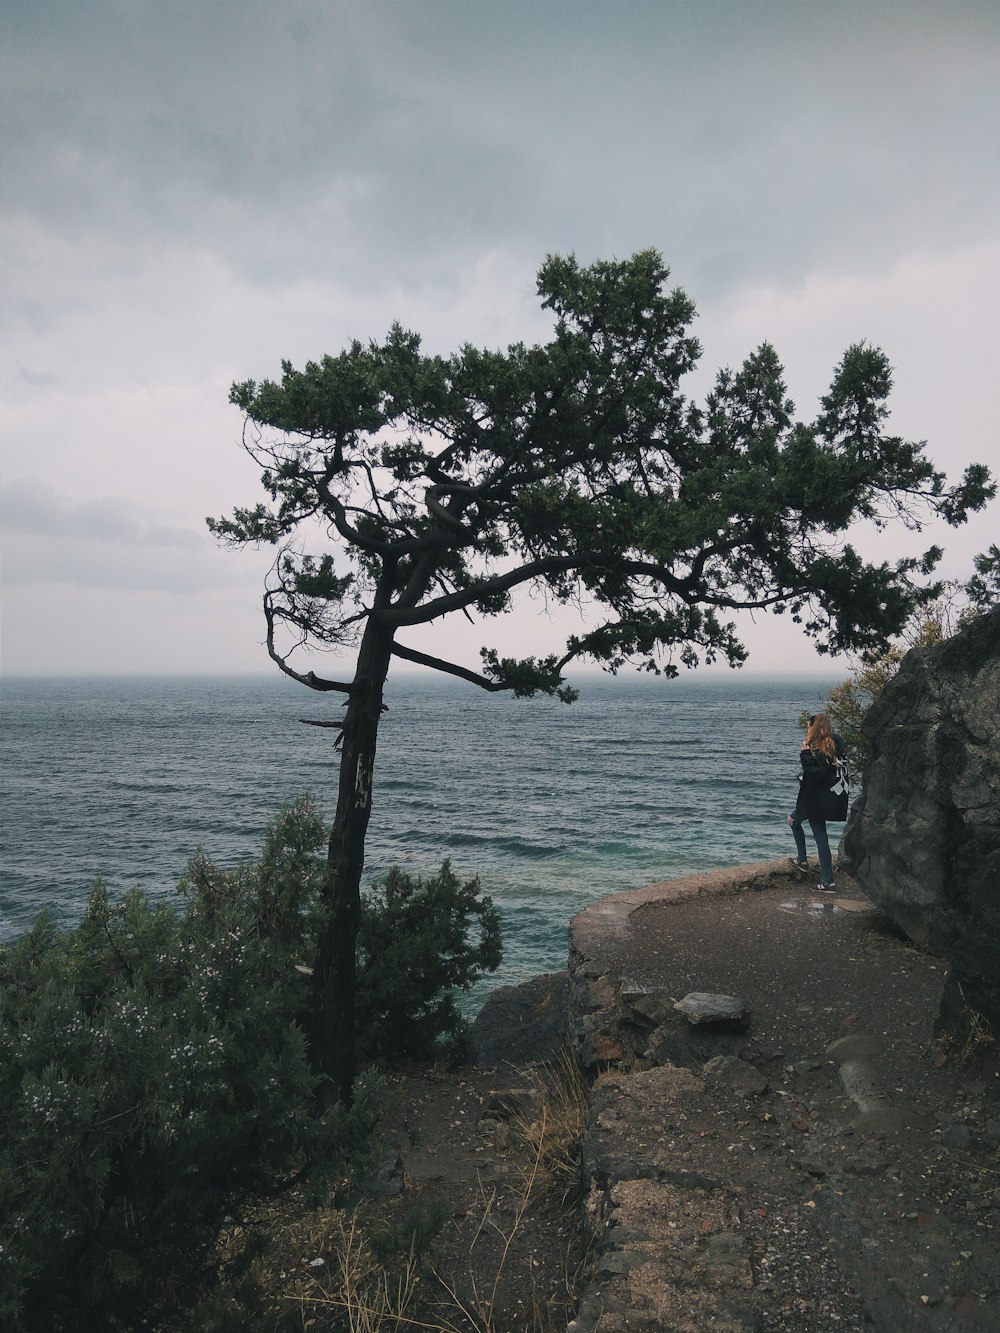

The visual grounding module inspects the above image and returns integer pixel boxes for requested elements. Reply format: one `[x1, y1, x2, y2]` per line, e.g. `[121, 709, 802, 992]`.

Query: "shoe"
[787, 858, 808, 873]
[817, 882, 837, 893]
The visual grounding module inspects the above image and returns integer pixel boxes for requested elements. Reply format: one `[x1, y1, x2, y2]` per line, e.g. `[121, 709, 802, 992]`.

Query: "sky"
[2, 0, 998, 682]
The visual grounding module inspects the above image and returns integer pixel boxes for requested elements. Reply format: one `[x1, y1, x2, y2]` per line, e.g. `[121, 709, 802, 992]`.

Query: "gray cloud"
[4, 0, 997, 308]
[0, 477, 244, 594]
[1, 0, 997, 673]
[0, 477, 201, 547]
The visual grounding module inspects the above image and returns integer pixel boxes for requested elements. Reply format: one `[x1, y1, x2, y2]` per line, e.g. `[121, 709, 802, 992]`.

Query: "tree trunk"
[308, 621, 392, 1108]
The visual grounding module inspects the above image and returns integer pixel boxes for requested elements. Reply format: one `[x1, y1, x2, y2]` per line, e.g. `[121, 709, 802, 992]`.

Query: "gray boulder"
[673, 992, 749, 1025]
[842, 606, 1000, 1039]
[471, 971, 571, 1066]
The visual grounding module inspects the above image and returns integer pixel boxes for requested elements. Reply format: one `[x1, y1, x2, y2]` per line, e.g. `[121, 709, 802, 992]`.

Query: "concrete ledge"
[570, 858, 802, 961]
[567, 859, 806, 1072]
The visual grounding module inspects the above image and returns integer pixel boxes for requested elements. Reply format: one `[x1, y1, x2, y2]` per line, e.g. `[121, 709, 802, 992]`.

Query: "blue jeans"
[789, 810, 834, 885]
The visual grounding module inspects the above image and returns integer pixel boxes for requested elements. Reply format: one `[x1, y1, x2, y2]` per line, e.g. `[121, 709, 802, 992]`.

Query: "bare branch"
[390, 641, 512, 691]
[263, 592, 354, 694]
[314, 470, 444, 559]
[387, 548, 699, 628]
[314, 471, 404, 555]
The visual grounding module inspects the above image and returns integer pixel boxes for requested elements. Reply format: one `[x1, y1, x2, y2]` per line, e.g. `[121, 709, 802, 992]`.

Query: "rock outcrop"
[841, 605, 1000, 1040]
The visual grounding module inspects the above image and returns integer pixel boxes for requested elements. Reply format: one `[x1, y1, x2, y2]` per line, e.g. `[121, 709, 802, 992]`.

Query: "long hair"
[805, 712, 837, 760]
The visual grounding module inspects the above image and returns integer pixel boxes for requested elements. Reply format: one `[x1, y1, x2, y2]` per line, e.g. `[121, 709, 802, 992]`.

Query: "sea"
[0, 672, 838, 1004]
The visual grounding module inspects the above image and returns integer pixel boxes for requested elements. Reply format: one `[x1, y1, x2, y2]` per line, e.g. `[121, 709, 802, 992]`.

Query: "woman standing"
[788, 712, 843, 892]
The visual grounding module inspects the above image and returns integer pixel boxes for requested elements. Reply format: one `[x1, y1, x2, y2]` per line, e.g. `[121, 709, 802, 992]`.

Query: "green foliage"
[0, 799, 385, 1331]
[212, 250, 994, 699]
[803, 575, 996, 773]
[480, 647, 580, 701]
[966, 543, 1000, 613]
[808, 651, 907, 775]
[0, 800, 504, 1327]
[367, 1197, 452, 1267]
[356, 860, 502, 1065]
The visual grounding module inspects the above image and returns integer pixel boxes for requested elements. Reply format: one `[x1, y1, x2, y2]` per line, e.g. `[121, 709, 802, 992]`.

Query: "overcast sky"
[2, 0, 997, 682]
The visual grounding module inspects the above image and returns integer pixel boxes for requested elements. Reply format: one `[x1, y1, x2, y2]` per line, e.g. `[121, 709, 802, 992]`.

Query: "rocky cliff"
[841, 605, 1000, 1040]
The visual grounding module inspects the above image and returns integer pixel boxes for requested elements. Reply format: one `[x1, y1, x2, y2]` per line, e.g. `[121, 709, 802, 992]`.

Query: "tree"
[803, 600, 953, 775]
[210, 249, 993, 1104]
[966, 543, 1000, 613]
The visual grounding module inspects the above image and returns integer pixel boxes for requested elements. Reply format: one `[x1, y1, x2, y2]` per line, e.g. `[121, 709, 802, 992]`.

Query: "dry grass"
[431, 1136, 585, 1331]
[507, 1044, 589, 1210]
[212, 1051, 591, 1331]
[425, 1046, 590, 1332]
[958, 991, 997, 1063]
[280, 1210, 427, 1330]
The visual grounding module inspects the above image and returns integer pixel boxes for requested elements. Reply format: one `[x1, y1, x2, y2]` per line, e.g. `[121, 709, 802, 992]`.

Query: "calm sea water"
[0, 672, 836, 997]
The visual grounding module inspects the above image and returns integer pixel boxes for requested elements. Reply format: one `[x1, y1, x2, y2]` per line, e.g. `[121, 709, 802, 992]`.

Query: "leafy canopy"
[210, 250, 993, 692]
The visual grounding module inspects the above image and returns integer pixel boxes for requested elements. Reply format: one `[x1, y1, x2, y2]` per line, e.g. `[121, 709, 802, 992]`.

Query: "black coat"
[795, 737, 845, 821]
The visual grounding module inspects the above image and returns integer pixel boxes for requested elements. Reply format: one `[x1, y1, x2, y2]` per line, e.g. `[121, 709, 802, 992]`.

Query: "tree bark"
[308, 618, 393, 1107]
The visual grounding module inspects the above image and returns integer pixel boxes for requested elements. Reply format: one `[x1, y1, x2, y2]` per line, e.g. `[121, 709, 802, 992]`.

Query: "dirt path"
[568, 871, 1000, 1331]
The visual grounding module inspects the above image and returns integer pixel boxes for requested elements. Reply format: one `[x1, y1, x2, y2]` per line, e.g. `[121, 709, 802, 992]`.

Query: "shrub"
[0, 798, 379, 1331]
[0, 801, 503, 1328]
[801, 584, 977, 774]
[803, 549, 1000, 778]
[356, 860, 502, 1065]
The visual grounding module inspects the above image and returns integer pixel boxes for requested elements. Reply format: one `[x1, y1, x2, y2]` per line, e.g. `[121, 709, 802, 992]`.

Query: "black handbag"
[821, 757, 851, 821]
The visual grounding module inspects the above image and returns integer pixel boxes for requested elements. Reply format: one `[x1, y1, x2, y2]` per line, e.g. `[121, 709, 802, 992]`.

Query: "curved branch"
[263, 592, 354, 694]
[315, 473, 396, 555]
[425, 484, 474, 532]
[390, 641, 512, 690]
[387, 547, 692, 628]
[391, 482, 487, 612]
[312, 466, 433, 558]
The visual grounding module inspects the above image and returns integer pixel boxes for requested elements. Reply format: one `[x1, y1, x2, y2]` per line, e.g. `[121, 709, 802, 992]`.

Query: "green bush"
[357, 860, 503, 1064]
[0, 801, 503, 1329]
[0, 799, 377, 1331]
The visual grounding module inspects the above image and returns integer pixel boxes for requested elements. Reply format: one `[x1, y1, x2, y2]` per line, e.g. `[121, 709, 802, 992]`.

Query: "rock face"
[841, 606, 1000, 1038]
